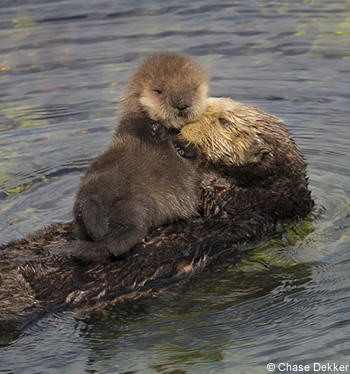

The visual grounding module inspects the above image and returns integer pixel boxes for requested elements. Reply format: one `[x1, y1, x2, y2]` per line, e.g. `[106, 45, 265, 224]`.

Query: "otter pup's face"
[124, 53, 209, 129]
[180, 97, 293, 168]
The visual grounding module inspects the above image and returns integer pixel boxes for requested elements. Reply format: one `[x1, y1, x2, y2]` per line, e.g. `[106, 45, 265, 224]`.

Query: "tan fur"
[180, 97, 302, 169]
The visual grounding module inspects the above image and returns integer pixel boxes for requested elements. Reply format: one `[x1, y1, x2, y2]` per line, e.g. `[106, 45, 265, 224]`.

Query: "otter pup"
[115, 52, 209, 159]
[73, 53, 209, 263]
[180, 97, 314, 225]
[116, 52, 209, 140]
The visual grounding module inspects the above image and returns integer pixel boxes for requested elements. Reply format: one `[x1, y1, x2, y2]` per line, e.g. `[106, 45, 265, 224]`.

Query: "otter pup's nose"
[176, 100, 190, 111]
[173, 94, 192, 112]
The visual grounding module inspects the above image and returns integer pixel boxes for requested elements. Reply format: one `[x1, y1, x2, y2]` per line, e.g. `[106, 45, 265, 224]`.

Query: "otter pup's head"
[122, 52, 209, 129]
[180, 97, 304, 171]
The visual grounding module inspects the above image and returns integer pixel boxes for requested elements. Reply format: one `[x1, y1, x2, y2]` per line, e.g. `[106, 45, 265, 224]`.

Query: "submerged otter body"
[0, 97, 313, 337]
[73, 53, 208, 262]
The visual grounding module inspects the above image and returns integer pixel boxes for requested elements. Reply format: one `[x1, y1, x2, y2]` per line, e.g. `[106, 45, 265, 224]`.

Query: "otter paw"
[150, 122, 167, 141]
[72, 240, 111, 264]
[173, 139, 200, 160]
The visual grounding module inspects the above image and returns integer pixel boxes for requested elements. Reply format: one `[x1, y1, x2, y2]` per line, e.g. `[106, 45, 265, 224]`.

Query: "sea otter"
[116, 52, 209, 139]
[73, 53, 208, 263]
[180, 97, 314, 226]
[0, 97, 313, 337]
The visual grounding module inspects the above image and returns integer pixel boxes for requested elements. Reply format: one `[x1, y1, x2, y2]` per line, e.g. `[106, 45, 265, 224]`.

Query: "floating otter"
[180, 97, 314, 226]
[0, 97, 313, 337]
[73, 53, 208, 262]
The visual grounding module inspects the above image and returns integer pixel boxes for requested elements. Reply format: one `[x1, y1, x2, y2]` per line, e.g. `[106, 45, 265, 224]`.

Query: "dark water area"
[1, 0, 350, 373]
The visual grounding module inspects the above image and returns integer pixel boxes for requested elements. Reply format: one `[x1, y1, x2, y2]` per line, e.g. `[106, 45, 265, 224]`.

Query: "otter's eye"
[219, 118, 230, 126]
[153, 89, 162, 95]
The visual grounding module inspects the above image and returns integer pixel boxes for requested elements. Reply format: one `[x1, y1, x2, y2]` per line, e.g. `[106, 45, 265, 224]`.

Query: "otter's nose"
[176, 99, 190, 111]
[173, 93, 192, 112]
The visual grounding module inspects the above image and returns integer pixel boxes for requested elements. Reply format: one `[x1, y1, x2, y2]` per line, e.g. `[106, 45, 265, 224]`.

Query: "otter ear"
[260, 147, 271, 155]
[245, 144, 272, 164]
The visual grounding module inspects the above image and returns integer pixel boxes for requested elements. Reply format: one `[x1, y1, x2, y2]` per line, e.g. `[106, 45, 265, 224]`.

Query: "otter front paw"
[150, 122, 167, 142]
[173, 139, 200, 160]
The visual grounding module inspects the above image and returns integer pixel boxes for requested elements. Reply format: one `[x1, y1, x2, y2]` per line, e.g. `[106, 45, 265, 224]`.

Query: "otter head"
[180, 97, 302, 171]
[123, 52, 209, 129]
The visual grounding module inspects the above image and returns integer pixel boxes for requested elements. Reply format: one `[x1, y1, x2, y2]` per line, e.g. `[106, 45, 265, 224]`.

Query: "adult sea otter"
[0, 98, 313, 337]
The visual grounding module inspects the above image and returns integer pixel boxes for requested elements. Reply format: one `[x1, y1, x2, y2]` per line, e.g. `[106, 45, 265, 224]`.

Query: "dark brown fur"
[0, 98, 313, 337]
[73, 135, 199, 263]
[73, 53, 208, 262]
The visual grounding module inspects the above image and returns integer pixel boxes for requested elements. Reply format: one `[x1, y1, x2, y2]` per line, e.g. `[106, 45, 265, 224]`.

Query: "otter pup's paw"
[173, 139, 200, 160]
[72, 240, 111, 264]
[150, 122, 168, 142]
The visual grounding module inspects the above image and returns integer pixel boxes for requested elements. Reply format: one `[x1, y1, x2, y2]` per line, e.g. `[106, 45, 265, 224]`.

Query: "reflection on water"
[1, 0, 350, 373]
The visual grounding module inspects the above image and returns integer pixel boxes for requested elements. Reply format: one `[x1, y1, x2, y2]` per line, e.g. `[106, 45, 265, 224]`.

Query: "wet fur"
[0, 97, 314, 337]
[180, 97, 314, 225]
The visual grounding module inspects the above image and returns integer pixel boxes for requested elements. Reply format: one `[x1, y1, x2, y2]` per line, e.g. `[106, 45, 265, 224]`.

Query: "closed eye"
[218, 118, 230, 126]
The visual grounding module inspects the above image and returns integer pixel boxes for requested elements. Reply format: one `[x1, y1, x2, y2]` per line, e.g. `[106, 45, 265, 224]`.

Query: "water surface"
[1, 0, 350, 373]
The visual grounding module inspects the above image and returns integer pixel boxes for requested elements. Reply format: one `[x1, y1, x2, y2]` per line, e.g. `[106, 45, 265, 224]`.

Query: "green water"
[1, 0, 350, 373]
